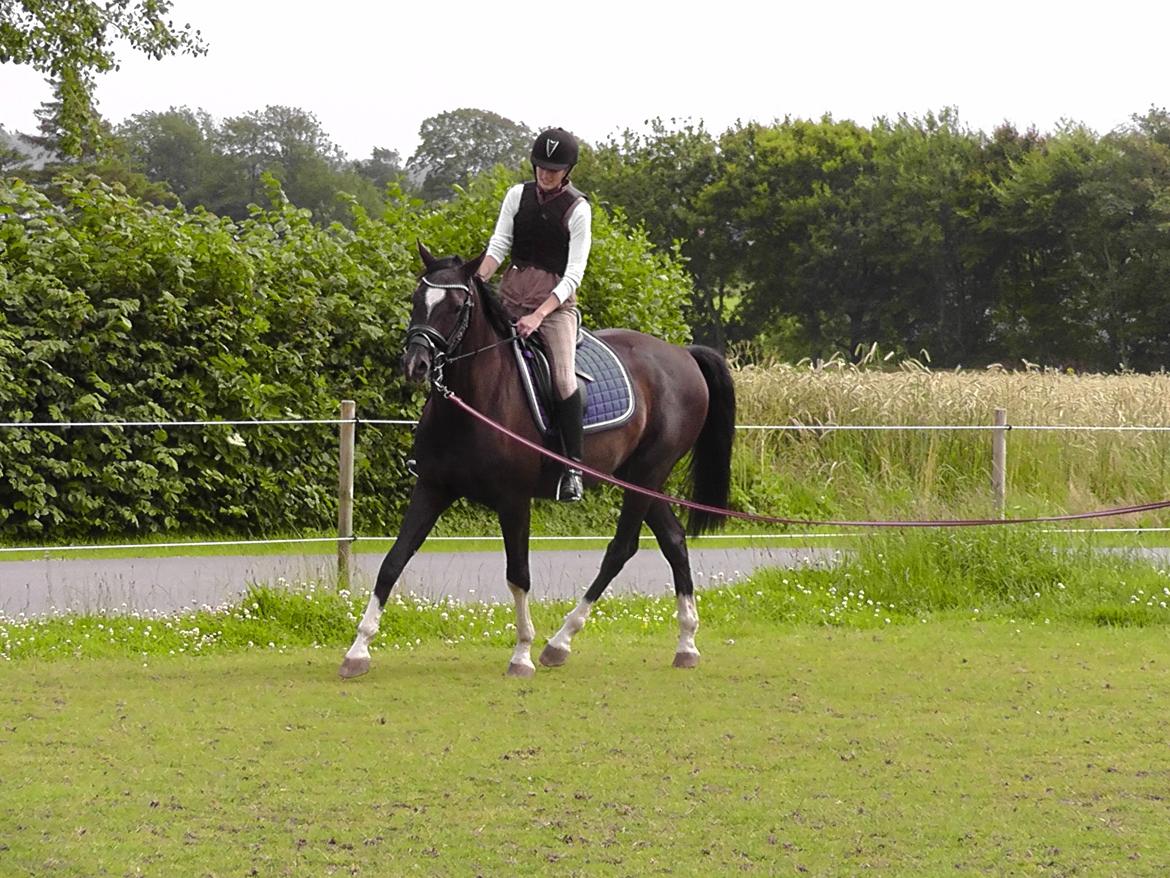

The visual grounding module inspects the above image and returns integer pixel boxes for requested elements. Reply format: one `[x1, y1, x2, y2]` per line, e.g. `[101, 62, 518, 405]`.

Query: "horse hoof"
[539, 644, 570, 667]
[506, 661, 536, 678]
[672, 651, 701, 669]
[339, 656, 370, 679]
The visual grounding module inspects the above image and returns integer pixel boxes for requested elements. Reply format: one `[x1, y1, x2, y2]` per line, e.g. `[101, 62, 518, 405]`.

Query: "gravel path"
[1, 546, 839, 617]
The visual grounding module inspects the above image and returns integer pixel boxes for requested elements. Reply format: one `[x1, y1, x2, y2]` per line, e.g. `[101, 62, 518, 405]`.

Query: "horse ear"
[417, 240, 437, 271]
[463, 249, 487, 281]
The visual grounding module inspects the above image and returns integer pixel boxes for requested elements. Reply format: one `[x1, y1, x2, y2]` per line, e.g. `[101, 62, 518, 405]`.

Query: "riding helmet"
[531, 128, 579, 170]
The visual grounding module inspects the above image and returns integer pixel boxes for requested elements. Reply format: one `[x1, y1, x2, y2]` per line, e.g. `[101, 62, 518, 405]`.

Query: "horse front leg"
[499, 501, 536, 678]
[339, 480, 453, 679]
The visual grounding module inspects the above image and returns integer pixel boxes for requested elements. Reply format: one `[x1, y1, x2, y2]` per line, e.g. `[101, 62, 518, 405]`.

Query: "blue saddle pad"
[512, 329, 635, 435]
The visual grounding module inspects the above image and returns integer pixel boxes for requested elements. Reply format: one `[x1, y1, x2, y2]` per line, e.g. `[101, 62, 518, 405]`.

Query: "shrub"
[0, 171, 693, 541]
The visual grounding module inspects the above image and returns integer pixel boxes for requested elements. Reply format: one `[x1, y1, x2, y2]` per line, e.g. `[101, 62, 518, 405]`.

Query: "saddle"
[514, 328, 635, 436]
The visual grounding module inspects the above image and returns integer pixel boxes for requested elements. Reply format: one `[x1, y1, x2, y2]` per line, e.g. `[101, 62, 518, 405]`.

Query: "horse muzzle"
[402, 345, 432, 384]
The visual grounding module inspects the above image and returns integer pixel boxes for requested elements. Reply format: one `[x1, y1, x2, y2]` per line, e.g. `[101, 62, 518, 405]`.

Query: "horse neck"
[445, 299, 512, 406]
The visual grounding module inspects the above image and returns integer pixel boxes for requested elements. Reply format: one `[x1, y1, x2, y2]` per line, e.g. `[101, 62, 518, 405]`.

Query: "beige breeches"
[499, 265, 580, 400]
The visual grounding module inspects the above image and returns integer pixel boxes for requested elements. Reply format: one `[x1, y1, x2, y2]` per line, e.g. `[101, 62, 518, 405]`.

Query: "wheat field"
[725, 357, 1170, 527]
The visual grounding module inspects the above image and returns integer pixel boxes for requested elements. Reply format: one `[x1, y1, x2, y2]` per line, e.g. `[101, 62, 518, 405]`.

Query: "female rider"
[475, 127, 592, 501]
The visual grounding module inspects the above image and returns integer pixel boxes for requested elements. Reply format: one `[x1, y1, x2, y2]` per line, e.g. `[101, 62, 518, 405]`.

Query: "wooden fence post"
[992, 407, 1007, 518]
[338, 399, 356, 583]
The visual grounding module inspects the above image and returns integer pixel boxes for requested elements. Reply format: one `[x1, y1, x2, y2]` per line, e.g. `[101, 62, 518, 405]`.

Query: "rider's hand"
[515, 312, 544, 338]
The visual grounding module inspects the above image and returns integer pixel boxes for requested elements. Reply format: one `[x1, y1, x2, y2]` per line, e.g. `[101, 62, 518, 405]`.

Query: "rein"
[445, 334, 518, 364]
[440, 389, 1170, 529]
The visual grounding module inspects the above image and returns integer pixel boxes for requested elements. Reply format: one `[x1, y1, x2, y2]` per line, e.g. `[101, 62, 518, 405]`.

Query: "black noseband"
[403, 323, 449, 355]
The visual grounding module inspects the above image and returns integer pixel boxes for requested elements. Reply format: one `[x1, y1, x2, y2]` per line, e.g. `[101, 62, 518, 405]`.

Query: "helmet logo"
[546, 139, 560, 158]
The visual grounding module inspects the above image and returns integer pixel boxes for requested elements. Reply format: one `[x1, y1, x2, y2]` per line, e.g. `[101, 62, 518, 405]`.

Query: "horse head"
[403, 242, 486, 385]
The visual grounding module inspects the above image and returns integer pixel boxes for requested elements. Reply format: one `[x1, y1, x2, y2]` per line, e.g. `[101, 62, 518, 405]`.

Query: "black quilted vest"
[511, 181, 587, 276]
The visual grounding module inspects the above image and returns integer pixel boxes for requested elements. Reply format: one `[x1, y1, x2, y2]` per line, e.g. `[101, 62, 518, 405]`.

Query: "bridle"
[405, 277, 474, 353]
[404, 275, 516, 394]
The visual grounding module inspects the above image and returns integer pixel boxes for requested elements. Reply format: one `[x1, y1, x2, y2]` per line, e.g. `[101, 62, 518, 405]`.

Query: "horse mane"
[474, 277, 515, 339]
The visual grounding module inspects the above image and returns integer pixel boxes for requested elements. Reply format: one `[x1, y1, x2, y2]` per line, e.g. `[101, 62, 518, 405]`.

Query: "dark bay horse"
[340, 244, 736, 678]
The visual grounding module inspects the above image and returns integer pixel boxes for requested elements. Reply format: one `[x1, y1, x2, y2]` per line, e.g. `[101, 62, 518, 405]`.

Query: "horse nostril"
[403, 354, 430, 383]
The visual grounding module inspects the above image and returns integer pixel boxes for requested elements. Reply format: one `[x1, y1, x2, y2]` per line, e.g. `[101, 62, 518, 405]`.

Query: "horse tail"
[685, 345, 737, 536]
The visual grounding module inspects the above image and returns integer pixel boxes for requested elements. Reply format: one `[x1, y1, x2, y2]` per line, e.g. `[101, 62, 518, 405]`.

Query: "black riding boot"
[555, 386, 585, 502]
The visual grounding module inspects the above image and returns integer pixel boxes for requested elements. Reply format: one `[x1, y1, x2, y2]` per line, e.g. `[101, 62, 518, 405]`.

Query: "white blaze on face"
[424, 288, 445, 318]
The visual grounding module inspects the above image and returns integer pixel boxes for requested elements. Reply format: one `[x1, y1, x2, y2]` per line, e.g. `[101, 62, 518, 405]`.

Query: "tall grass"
[726, 355, 1170, 528]
[796, 526, 1170, 626]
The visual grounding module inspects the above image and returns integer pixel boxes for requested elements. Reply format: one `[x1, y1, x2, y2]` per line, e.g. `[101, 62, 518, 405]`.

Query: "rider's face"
[535, 165, 568, 191]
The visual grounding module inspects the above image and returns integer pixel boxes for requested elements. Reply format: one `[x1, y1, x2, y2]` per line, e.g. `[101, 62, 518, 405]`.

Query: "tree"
[114, 106, 242, 211]
[9, 94, 177, 204]
[351, 147, 407, 193]
[704, 117, 880, 359]
[991, 125, 1122, 367]
[0, 125, 32, 172]
[215, 105, 381, 222]
[0, 1, 207, 156]
[576, 119, 727, 346]
[1113, 108, 1170, 368]
[407, 108, 533, 201]
[992, 115, 1170, 370]
[111, 105, 386, 222]
[117, 107, 216, 191]
[856, 110, 1005, 364]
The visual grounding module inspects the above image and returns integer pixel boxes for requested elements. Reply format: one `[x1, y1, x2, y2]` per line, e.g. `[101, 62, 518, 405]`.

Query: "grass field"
[5, 529, 1170, 876]
[2, 623, 1169, 877]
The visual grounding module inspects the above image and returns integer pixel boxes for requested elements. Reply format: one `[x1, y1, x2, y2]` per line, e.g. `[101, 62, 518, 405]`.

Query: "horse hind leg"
[540, 492, 653, 667]
[645, 501, 701, 668]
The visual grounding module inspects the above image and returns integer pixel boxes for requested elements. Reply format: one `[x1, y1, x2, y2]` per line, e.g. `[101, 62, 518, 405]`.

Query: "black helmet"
[531, 128, 579, 170]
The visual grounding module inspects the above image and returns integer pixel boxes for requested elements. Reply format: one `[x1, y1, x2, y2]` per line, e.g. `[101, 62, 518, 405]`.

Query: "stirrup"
[557, 468, 584, 502]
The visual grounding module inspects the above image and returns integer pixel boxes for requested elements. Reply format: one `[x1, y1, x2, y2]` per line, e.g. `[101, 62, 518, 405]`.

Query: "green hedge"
[0, 170, 692, 541]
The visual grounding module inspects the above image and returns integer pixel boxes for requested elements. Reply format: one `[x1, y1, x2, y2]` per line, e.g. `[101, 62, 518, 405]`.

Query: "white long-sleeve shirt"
[485, 183, 593, 303]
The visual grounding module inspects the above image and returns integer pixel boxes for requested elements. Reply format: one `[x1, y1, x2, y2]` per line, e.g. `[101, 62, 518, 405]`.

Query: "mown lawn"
[2, 622, 1169, 877]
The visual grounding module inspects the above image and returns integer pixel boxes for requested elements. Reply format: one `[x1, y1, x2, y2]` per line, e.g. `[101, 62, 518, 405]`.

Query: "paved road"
[0, 546, 839, 617]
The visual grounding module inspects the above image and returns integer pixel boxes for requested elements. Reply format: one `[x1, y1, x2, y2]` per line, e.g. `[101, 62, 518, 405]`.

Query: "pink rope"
[444, 391, 1170, 528]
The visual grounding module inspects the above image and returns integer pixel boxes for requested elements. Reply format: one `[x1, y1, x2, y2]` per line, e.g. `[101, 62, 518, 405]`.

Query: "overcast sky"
[2, 0, 1166, 161]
